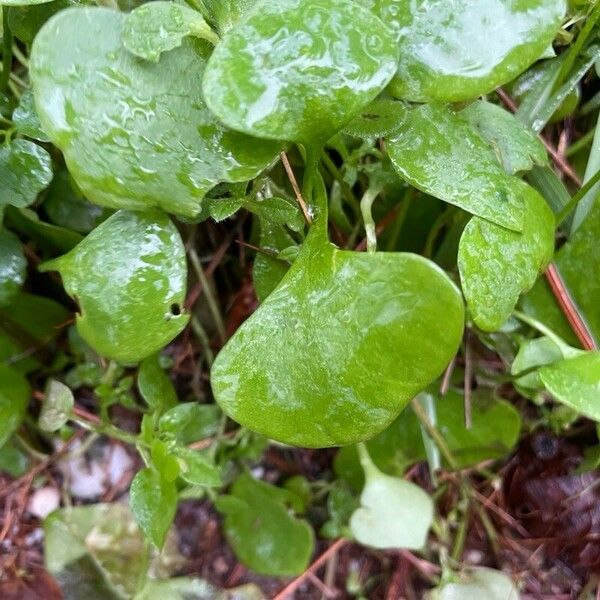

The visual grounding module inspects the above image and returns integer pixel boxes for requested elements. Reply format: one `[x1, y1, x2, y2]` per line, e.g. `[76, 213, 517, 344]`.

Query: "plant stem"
[556, 167, 600, 225]
[359, 186, 381, 253]
[1, 10, 13, 93]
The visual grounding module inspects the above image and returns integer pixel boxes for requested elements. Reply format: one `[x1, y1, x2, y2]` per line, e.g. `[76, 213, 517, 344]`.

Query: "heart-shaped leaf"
[39, 379, 74, 432]
[349, 444, 433, 549]
[540, 352, 600, 421]
[460, 101, 547, 175]
[387, 104, 524, 231]
[30, 7, 280, 219]
[202, 0, 399, 145]
[211, 224, 464, 448]
[378, 0, 566, 102]
[123, 2, 218, 63]
[458, 185, 555, 331]
[40, 210, 188, 365]
[0, 229, 26, 307]
[0, 364, 30, 448]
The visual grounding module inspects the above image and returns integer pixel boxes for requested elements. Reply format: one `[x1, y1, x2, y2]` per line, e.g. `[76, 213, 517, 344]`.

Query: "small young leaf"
[379, 0, 566, 102]
[30, 7, 280, 219]
[39, 210, 189, 365]
[0, 364, 30, 448]
[138, 353, 178, 412]
[159, 403, 221, 444]
[12, 89, 49, 142]
[123, 2, 218, 63]
[130, 467, 178, 549]
[350, 445, 433, 549]
[212, 226, 464, 447]
[0, 229, 26, 307]
[244, 197, 304, 232]
[343, 98, 409, 140]
[511, 336, 566, 394]
[202, 0, 399, 145]
[540, 352, 600, 421]
[458, 185, 555, 331]
[387, 104, 525, 231]
[460, 101, 547, 175]
[207, 198, 244, 222]
[173, 446, 221, 487]
[0, 139, 53, 213]
[39, 379, 74, 432]
[215, 473, 314, 576]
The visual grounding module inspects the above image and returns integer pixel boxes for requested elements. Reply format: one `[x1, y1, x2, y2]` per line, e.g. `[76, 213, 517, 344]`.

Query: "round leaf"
[0, 229, 26, 307]
[458, 185, 555, 332]
[30, 7, 280, 219]
[211, 228, 464, 447]
[202, 0, 399, 145]
[380, 0, 566, 102]
[39, 210, 189, 365]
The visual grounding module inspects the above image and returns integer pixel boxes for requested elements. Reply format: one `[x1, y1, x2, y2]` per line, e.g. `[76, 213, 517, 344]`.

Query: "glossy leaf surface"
[0, 364, 30, 448]
[202, 0, 260, 34]
[123, 2, 217, 63]
[202, 0, 399, 145]
[12, 89, 49, 142]
[40, 210, 188, 365]
[523, 196, 600, 346]
[460, 101, 547, 175]
[30, 7, 279, 219]
[350, 446, 433, 549]
[1, 0, 53, 6]
[0, 139, 52, 214]
[138, 353, 178, 412]
[0, 229, 26, 307]
[212, 227, 464, 447]
[381, 0, 566, 102]
[388, 105, 524, 231]
[39, 379, 74, 432]
[173, 446, 221, 487]
[216, 473, 314, 576]
[458, 185, 554, 331]
[540, 353, 600, 421]
[130, 467, 177, 548]
[158, 403, 221, 444]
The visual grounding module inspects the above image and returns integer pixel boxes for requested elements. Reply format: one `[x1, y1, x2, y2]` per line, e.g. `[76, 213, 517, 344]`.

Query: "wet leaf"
[0, 0, 53, 6]
[0, 229, 26, 307]
[123, 1, 218, 63]
[202, 0, 260, 35]
[343, 98, 409, 140]
[0, 364, 30, 448]
[212, 225, 464, 448]
[30, 7, 280, 219]
[202, 0, 399, 145]
[158, 402, 221, 444]
[0, 139, 53, 214]
[40, 210, 188, 365]
[130, 467, 178, 548]
[7, 0, 70, 44]
[540, 353, 600, 421]
[460, 101, 547, 175]
[138, 353, 178, 412]
[39, 379, 74, 432]
[380, 0, 566, 102]
[173, 446, 221, 487]
[458, 186, 554, 331]
[388, 104, 524, 231]
[350, 445, 433, 549]
[511, 336, 565, 394]
[523, 195, 600, 346]
[12, 90, 49, 142]
[427, 567, 520, 600]
[216, 472, 314, 576]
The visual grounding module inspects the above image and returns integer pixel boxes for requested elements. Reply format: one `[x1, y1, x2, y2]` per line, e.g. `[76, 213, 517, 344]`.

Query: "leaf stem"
[556, 167, 600, 225]
[359, 186, 381, 253]
[1, 10, 13, 93]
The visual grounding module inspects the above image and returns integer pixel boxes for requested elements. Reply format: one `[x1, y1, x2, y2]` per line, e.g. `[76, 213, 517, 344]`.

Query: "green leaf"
[0, 229, 26, 307]
[30, 7, 280, 219]
[511, 336, 565, 394]
[39, 210, 189, 365]
[0, 0, 53, 6]
[427, 567, 520, 600]
[207, 197, 244, 222]
[244, 197, 304, 232]
[0, 139, 53, 214]
[12, 89, 49, 142]
[151, 439, 181, 482]
[202, 0, 260, 35]
[158, 402, 221, 444]
[379, 0, 566, 102]
[343, 98, 409, 140]
[212, 225, 464, 448]
[387, 104, 525, 231]
[202, 0, 399, 145]
[458, 186, 555, 331]
[0, 364, 30, 448]
[123, 1, 218, 63]
[540, 352, 600, 421]
[39, 379, 74, 432]
[138, 353, 178, 412]
[460, 101, 547, 175]
[349, 445, 433, 549]
[523, 196, 600, 347]
[173, 446, 221, 487]
[216, 473, 314, 576]
[137, 577, 263, 600]
[8, 1, 71, 44]
[130, 467, 178, 548]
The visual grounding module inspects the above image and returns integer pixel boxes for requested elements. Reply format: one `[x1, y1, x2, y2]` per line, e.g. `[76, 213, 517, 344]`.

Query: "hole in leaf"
[170, 303, 181, 316]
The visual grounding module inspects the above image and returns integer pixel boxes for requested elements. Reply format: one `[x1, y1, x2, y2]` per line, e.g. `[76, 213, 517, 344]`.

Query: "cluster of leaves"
[2, 0, 600, 595]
